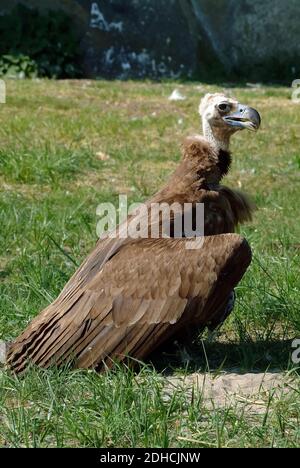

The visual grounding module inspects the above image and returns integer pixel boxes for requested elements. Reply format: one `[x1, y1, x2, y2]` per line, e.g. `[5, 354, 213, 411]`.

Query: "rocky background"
[0, 0, 299, 81]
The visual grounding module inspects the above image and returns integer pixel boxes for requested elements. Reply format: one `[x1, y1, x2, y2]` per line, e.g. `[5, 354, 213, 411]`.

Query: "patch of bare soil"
[165, 371, 291, 413]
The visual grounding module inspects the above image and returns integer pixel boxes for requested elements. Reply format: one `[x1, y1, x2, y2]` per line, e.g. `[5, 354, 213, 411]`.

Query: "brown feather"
[7, 135, 254, 373]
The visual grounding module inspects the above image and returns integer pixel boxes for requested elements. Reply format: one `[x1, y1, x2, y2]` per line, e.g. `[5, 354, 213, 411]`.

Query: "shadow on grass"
[147, 339, 296, 375]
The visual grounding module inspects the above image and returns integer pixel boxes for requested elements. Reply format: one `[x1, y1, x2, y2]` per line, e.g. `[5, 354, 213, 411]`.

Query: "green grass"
[0, 79, 299, 447]
[1, 365, 299, 448]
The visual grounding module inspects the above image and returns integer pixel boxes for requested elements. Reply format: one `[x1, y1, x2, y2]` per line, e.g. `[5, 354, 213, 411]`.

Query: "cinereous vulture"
[6, 93, 261, 372]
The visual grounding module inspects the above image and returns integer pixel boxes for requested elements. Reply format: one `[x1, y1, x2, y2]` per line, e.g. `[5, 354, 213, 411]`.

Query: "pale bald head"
[199, 93, 235, 116]
[199, 93, 261, 151]
[199, 92, 261, 133]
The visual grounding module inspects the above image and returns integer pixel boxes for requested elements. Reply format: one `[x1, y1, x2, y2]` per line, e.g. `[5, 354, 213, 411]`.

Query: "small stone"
[0, 341, 7, 365]
[96, 151, 110, 161]
[168, 89, 186, 101]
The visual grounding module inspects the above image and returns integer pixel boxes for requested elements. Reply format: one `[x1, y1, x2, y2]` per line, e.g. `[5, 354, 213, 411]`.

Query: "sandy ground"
[165, 371, 291, 412]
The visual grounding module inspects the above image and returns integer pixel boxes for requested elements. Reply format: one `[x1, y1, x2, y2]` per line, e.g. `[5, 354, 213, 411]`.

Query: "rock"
[81, 0, 199, 79]
[0, 341, 7, 365]
[168, 89, 186, 101]
[96, 151, 110, 161]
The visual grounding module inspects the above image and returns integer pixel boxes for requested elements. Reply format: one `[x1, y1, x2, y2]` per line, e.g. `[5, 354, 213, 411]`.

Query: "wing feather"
[7, 234, 251, 372]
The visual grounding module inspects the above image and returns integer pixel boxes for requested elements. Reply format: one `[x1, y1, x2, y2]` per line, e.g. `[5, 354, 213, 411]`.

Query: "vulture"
[6, 93, 261, 373]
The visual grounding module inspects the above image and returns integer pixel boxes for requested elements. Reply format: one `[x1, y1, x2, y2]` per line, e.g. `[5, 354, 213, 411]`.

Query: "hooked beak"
[223, 105, 261, 132]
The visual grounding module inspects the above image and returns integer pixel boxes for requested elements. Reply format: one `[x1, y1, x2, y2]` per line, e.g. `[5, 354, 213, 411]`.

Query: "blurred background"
[0, 0, 299, 82]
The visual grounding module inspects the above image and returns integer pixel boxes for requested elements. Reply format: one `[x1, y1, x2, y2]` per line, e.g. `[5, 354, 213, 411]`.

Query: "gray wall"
[0, 0, 299, 81]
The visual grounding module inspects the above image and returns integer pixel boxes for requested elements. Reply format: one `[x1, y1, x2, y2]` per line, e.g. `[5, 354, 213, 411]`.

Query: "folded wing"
[7, 234, 251, 372]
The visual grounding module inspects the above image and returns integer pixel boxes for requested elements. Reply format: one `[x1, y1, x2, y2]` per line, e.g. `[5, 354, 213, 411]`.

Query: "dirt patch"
[165, 371, 291, 413]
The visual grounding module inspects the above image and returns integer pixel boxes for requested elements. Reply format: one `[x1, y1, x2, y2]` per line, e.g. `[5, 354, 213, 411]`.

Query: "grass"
[0, 79, 299, 447]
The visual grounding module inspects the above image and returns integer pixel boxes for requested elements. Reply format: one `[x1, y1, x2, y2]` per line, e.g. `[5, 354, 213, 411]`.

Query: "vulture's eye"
[218, 103, 230, 113]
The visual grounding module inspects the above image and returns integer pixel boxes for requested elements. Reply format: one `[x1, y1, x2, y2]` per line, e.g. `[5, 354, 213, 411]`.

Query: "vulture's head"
[199, 93, 261, 142]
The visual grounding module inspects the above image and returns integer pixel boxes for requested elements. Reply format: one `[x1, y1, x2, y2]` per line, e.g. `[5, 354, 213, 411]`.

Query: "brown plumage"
[7, 94, 261, 373]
